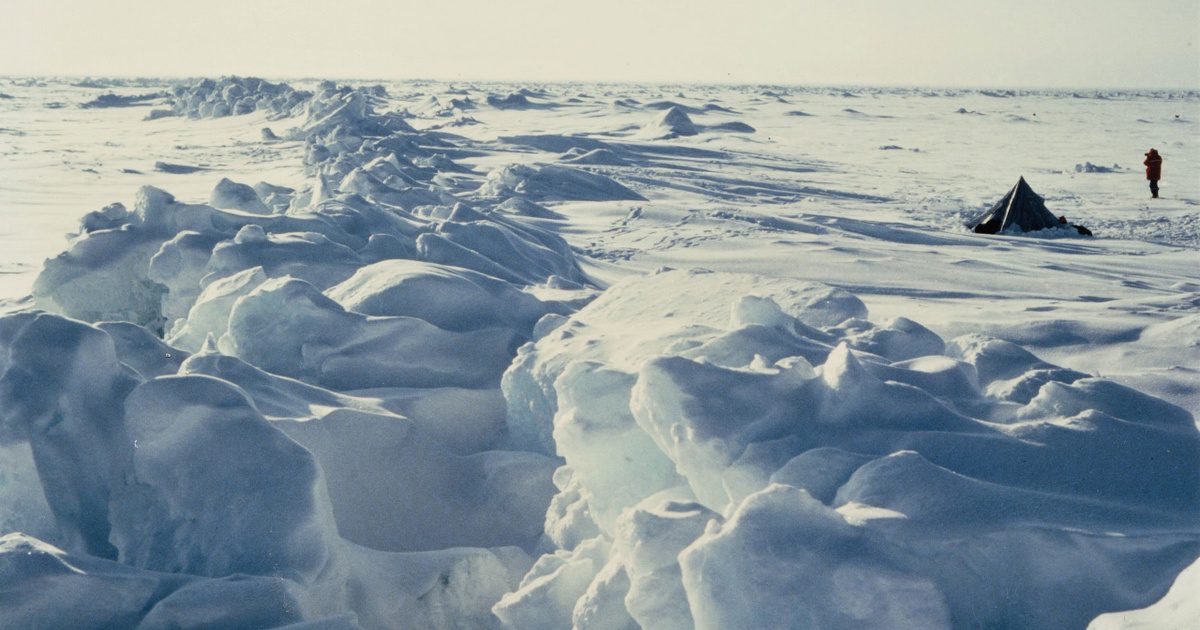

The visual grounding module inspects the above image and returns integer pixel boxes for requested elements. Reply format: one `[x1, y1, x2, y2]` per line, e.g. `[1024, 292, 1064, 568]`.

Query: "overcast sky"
[3, 0, 1197, 88]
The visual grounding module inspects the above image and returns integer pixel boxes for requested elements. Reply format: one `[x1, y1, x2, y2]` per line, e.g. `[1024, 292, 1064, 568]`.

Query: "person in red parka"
[1144, 148, 1163, 198]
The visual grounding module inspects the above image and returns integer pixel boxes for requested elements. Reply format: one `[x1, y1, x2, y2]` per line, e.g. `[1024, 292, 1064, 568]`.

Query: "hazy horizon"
[3, 0, 1198, 90]
[4, 71, 1199, 93]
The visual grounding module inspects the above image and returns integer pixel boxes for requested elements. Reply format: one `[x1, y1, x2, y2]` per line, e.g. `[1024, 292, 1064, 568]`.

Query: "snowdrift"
[35, 109, 588, 333]
[487, 92, 555, 110]
[640, 106, 756, 139]
[5, 79, 608, 629]
[11, 242, 1200, 628]
[480, 164, 645, 202]
[497, 269, 1200, 629]
[0, 322, 535, 627]
[641, 106, 699, 138]
[560, 148, 632, 166]
[167, 76, 311, 119]
[80, 91, 167, 109]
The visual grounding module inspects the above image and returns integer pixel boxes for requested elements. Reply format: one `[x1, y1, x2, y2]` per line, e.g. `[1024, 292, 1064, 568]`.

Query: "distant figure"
[1144, 148, 1162, 198]
[1058, 214, 1093, 237]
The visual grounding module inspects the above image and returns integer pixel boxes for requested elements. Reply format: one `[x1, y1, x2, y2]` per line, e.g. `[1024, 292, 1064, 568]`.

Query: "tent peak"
[969, 176, 1060, 235]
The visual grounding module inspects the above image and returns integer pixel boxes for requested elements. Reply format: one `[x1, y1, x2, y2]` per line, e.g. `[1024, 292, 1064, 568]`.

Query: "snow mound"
[1075, 161, 1122, 173]
[297, 82, 415, 142]
[641, 106, 699, 138]
[167, 76, 310, 120]
[210, 177, 272, 214]
[81, 91, 166, 109]
[643, 100, 704, 114]
[36, 167, 587, 333]
[153, 161, 206, 174]
[413, 94, 477, 117]
[0, 315, 536, 627]
[559, 148, 631, 166]
[488, 92, 553, 110]
[325, 259, 563, 333]
[0, 532, 317, 629]
[496, 268, 1200, 629]
[494, 197, 566, 220]
[220, 276, 522, 389]
[639, 107, 754, 137]
[144, 108, 175, 120]
[22, 100, 602, 623]
[706, 121, 756, 133]
[499, 134, 613, 154]
[480, 164, 645, 202]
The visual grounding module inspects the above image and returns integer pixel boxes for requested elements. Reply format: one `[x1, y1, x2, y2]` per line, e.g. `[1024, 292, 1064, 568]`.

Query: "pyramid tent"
[969, 177, 1061, 234]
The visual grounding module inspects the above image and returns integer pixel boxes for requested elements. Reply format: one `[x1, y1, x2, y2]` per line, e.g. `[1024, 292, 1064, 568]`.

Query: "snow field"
[0, 76, 1196, 628]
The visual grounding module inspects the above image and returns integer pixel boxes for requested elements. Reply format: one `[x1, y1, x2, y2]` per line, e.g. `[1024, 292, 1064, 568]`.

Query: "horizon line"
[3, 72, 1198, 94]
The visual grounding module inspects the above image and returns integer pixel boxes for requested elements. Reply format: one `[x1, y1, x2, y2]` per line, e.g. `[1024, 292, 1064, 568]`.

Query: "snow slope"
[0, 76, 1197, 628]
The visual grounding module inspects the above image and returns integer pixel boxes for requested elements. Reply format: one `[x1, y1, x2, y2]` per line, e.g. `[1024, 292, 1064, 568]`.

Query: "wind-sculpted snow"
[8, 78, 1199, 628]
[326, 259, 566, 333]
[209, 177, 273, 214]
[36, 170, 588, 336]
[480, 164, 645, 202]
[639, 105, 756, 139]
[8, 79, 614, 626]
[560, 147, 632, 166]
[221, 276, 522, 389]
[498, 269, 1200, 629]
[487, 91, 555, 110]
[0, 533, 319, 629]
[641, 106, 699, 138]
[0, 316, 539, 627]
[299, 82, 416, 145]
[413, 94, 478, 118]
[165, 76, 311, 120]
[80, 91, 167, 109]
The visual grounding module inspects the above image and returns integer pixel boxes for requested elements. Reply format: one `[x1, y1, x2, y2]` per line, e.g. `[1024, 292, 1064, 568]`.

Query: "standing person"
[1144, 148, 1163, 198]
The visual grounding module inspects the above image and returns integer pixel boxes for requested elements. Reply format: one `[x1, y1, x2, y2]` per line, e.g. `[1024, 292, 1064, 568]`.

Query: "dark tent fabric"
[969, 177, 1061, 234]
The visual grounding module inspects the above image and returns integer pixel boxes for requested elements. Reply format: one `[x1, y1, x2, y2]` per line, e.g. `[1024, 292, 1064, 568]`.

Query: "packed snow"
[0, 76, 1197, 629]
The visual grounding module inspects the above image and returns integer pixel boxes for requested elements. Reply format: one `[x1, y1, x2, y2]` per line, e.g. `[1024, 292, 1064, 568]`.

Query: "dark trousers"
[1150, 179, 1159, 197]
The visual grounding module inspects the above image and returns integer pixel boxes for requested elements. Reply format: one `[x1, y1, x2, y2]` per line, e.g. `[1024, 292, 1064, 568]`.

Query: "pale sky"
[2, 0, 1197, 88]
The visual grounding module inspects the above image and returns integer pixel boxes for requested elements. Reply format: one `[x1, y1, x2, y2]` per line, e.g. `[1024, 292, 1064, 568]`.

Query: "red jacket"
[1144, 150, 1162, 180]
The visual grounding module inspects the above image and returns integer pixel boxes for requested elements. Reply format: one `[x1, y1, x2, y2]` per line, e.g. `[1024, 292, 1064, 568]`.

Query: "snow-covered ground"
[0, 77, 1196, 628]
